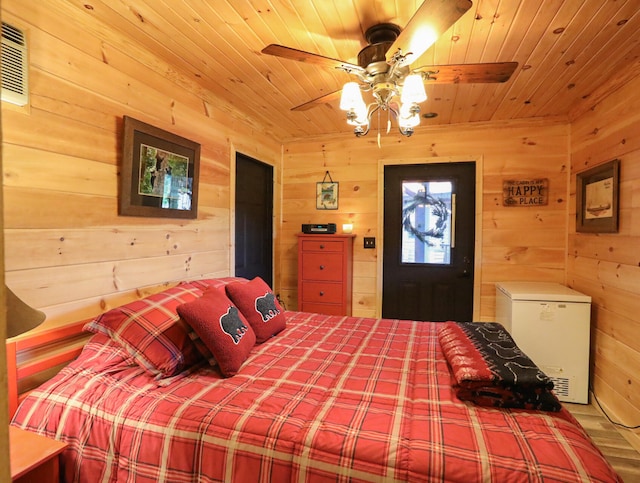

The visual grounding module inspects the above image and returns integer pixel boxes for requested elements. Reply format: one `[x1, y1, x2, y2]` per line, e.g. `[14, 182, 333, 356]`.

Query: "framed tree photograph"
[576, 159, 620, 233]
[120, 116, 200, 219]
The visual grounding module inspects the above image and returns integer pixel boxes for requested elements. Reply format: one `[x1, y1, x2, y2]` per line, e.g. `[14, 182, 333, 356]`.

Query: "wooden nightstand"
[10, 426, 67, 483]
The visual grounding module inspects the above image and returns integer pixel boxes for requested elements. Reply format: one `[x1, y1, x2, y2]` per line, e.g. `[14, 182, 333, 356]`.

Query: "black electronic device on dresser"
[301, 223, 336, 234]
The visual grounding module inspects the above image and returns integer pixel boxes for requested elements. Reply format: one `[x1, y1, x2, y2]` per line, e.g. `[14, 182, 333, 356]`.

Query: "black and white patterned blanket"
[438, 321, 561, 411]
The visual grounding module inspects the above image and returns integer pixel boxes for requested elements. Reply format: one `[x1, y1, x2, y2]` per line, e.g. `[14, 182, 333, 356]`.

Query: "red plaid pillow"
[225, 277, 286, 343]
[84, 285, 204, 377]
[177, 288, 256, 377]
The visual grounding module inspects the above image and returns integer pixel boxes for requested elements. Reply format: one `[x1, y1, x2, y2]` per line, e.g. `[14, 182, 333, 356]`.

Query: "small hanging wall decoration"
[316, 171, 339, 210]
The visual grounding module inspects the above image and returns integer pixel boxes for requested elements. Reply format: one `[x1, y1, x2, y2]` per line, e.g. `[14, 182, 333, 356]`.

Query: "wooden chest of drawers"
[297, 234, 354, 316]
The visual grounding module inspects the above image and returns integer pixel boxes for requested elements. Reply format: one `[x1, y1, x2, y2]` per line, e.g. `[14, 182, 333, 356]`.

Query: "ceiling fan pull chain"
[377, 109, 382, 148]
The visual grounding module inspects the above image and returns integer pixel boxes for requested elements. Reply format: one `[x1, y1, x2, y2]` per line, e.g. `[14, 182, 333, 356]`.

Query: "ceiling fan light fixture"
[399, 113, 420, 129]
[339, 82, 365, 111]
[346, 106, 368, 127]
[399, 101, 418, 118]
[401, 74, 427, 104]
[341, 72, 427, 139]
[399, 102, 421, 129]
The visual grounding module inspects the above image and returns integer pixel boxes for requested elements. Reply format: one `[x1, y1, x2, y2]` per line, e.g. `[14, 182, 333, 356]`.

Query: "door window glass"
[401, 181, 452, 264]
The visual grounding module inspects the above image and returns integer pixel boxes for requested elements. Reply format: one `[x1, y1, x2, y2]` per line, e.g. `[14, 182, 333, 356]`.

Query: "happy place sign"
[502, 179, 549, 206]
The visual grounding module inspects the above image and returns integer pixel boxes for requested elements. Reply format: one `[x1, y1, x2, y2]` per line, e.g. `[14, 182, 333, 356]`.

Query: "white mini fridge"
[495, 282, 591, 404]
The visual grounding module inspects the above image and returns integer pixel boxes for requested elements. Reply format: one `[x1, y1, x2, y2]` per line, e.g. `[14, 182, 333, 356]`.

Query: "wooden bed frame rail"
[7, 320, 90, 419]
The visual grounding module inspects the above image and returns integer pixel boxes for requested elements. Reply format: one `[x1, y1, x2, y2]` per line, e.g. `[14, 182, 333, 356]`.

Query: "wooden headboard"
[6, 320, 91, 418]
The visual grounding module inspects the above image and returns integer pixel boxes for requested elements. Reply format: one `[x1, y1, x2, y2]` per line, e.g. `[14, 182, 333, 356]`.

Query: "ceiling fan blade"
[387, 0, 473, 64]
[415, 62, 518, 83]
[262, 44, 364, 72]
[291, 89, 343, 111]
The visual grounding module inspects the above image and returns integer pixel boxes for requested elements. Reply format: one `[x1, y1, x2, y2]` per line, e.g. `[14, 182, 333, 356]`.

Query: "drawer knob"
[319, 291, 324, 296]
[319, 265, 325, 270]
[320, 244, 325, 249]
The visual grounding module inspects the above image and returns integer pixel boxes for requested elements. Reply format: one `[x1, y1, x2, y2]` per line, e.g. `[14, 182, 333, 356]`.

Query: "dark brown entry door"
[235, 153, 273, 286]
[382, 162, 475, 322]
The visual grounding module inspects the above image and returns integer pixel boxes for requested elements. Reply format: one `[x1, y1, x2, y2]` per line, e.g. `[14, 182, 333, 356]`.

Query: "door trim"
[230, 145, 237, 276]
[376, 155, 484, 319]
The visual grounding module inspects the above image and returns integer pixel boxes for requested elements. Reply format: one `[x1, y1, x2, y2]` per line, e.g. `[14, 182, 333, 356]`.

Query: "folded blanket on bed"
[438, 321, 561, 411]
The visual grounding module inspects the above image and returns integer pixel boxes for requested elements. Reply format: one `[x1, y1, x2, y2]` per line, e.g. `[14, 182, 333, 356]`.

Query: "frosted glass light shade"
[399, 113, 420, 128]
[346, 104, 368, 126]
[340, 82, 365, 110]
[401, 74, 427, 104]
[398, 103, 421, 128]
[399, 102, 413, 118]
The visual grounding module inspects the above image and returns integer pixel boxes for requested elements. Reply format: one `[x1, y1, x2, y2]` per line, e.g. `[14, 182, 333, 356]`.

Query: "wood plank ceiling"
[64, 0, 639, 142]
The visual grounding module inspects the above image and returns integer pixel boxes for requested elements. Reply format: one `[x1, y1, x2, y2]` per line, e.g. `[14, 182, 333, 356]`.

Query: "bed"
[9, 277, 621, 482]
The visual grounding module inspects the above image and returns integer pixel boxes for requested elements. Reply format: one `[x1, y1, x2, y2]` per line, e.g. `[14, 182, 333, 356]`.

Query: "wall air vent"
[1, 22, 28, 106]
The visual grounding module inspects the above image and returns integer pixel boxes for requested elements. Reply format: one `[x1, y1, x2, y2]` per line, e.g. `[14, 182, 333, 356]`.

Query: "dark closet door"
[235, 153, 273, 286]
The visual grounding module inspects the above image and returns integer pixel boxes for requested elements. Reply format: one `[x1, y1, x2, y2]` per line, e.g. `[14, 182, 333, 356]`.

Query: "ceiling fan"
[261, 0, 518, 138]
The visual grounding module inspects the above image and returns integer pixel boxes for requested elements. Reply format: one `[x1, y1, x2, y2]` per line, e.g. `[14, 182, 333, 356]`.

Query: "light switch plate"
[363, 237, 375, 249]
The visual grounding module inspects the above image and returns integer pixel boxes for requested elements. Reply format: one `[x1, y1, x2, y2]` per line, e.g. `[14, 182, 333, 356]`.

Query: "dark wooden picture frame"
[576, 159, 620, 233]
[120, 116, 200, 219]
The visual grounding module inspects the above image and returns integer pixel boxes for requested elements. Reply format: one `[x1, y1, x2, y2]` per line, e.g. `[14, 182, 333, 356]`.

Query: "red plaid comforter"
[12, 312, 620, 482]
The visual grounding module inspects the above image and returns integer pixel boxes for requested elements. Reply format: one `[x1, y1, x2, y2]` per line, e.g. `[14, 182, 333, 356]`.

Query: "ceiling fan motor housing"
[364, 23, 401, 44]
[358, 23, 402, 74]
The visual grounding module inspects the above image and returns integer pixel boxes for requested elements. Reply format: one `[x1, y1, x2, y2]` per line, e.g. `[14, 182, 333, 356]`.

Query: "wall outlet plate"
[363, 237, 375, 249]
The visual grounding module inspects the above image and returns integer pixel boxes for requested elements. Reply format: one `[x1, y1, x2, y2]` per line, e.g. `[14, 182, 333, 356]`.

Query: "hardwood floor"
[565, 402, 640, 482]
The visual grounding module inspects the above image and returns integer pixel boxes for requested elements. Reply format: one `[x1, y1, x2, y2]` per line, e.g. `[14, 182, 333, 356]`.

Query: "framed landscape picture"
[576, 159, 619, 233]
[120, 116, 200, 219]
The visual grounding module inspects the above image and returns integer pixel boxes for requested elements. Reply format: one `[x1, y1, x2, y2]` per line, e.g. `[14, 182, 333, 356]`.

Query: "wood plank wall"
[0, 2, 281, 331]
[568, 66, 640, 449]
[279, 118, 571, 319]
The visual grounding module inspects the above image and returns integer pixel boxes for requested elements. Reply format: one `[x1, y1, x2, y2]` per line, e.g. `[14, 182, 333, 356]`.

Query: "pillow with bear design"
[225, 277, 286, 343]
[177, 288, 256, 377]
